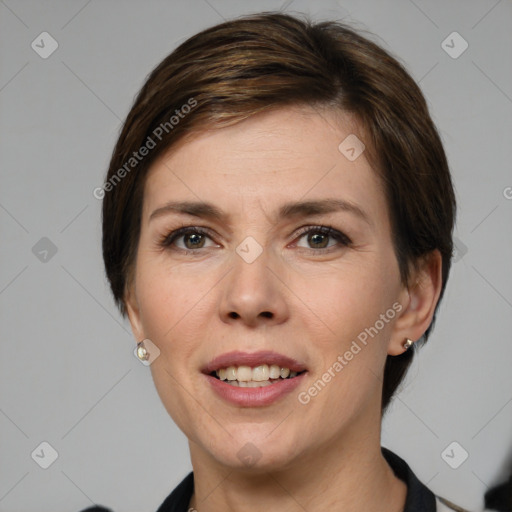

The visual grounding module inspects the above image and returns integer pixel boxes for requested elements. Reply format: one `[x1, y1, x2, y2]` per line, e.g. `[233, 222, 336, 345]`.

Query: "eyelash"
[157, 225, 352, 255]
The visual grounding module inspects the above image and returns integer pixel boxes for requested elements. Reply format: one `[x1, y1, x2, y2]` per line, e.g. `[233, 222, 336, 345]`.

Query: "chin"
[214, 446, 299, 473]
[203, 425, 303, 472]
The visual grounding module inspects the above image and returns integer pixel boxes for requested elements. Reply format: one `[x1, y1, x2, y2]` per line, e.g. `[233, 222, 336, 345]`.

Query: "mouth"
[202, 350, 308, 404]
[209, 364, 306, 387]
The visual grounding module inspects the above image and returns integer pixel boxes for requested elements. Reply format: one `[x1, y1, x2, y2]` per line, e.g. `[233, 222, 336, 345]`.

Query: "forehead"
[142, 106, 386, 222]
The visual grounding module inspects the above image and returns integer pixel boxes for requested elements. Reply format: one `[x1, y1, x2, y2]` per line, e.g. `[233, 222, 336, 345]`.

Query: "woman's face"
[126, 106, 412, 470]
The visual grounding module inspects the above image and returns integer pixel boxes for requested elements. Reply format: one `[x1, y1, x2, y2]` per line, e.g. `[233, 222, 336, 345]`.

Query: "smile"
[202, 351, 308, 406]
[212, 364, 302, 387]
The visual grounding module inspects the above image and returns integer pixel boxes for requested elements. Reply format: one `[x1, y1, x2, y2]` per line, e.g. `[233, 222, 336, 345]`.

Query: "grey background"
[1, 0, 511, 511]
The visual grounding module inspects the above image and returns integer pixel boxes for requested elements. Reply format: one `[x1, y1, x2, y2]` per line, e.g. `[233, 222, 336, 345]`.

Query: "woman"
[88, 11, 468, 512]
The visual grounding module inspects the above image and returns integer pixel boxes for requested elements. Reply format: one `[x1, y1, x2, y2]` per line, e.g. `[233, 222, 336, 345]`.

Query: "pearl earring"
[136, 341, 149, 361]
[402, 338, 413, 351]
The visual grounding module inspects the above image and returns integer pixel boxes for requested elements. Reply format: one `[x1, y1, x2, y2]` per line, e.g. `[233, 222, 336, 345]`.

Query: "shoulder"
[155, 471, 194, 512]
[381, 447, 476, 512]
[77, 508, 113, 512]
[75, 472, 194, 512]
[435, 495, 477, 512]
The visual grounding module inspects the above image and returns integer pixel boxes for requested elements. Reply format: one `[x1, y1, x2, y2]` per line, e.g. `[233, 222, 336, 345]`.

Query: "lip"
[203, 372, 307, 407]
[201, 350, 308, 407]
[202, 350, 307, 374]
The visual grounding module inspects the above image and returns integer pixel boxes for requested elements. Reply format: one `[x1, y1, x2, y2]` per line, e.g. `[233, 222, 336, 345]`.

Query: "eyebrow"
[149, 198, 372, 226]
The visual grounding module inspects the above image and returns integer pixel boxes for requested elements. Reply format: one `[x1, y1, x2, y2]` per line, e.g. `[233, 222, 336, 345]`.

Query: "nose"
[218, 244, 289, 328]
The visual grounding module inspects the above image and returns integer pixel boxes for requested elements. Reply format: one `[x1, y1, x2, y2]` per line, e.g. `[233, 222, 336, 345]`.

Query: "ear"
[124, 281, 145, 343]
[388, 250, 443, 355]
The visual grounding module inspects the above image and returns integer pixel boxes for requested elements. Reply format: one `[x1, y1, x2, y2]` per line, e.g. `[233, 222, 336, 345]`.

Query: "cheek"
[137, 277, 173, 343]
[135, 264, 210, 437]
[290, 255, 400, 347]
[135, 255, 208, 345]
[289, 253, 401, 419]
[294, 265, 398, 426]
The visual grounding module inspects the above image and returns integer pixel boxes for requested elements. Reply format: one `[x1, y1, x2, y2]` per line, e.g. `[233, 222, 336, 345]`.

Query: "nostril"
[228, 312, 239, 319]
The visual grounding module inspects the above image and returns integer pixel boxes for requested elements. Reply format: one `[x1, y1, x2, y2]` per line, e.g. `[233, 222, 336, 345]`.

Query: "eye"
[158, 225, 352, 254]
[294, 225, 351, 251]
[158, 227, 217, 252]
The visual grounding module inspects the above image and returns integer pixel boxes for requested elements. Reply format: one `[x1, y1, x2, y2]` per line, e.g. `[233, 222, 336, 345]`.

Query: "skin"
[125, 105, 442, 512]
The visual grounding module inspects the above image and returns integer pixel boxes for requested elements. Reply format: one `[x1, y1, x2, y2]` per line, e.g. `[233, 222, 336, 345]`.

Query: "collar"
[156, 447, 437, 512]
[382, 446, 437, 511]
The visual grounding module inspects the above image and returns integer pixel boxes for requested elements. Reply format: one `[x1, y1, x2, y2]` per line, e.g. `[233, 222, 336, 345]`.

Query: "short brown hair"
[101, 12, 456, 415]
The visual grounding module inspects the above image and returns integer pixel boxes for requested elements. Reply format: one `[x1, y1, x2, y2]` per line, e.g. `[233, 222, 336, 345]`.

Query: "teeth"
[226, 366, 237, 381]
[269, 364, 281, 379]
[237, 380, 272, 388]
[237, 365, 253, 382]
[215, 364, 300, 382]
[252, 365, 269, 381]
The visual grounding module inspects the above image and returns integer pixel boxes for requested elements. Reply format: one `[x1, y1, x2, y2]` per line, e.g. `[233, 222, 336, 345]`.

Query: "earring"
[402, 338, 413, 351]
[136, 341, 149, 361]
